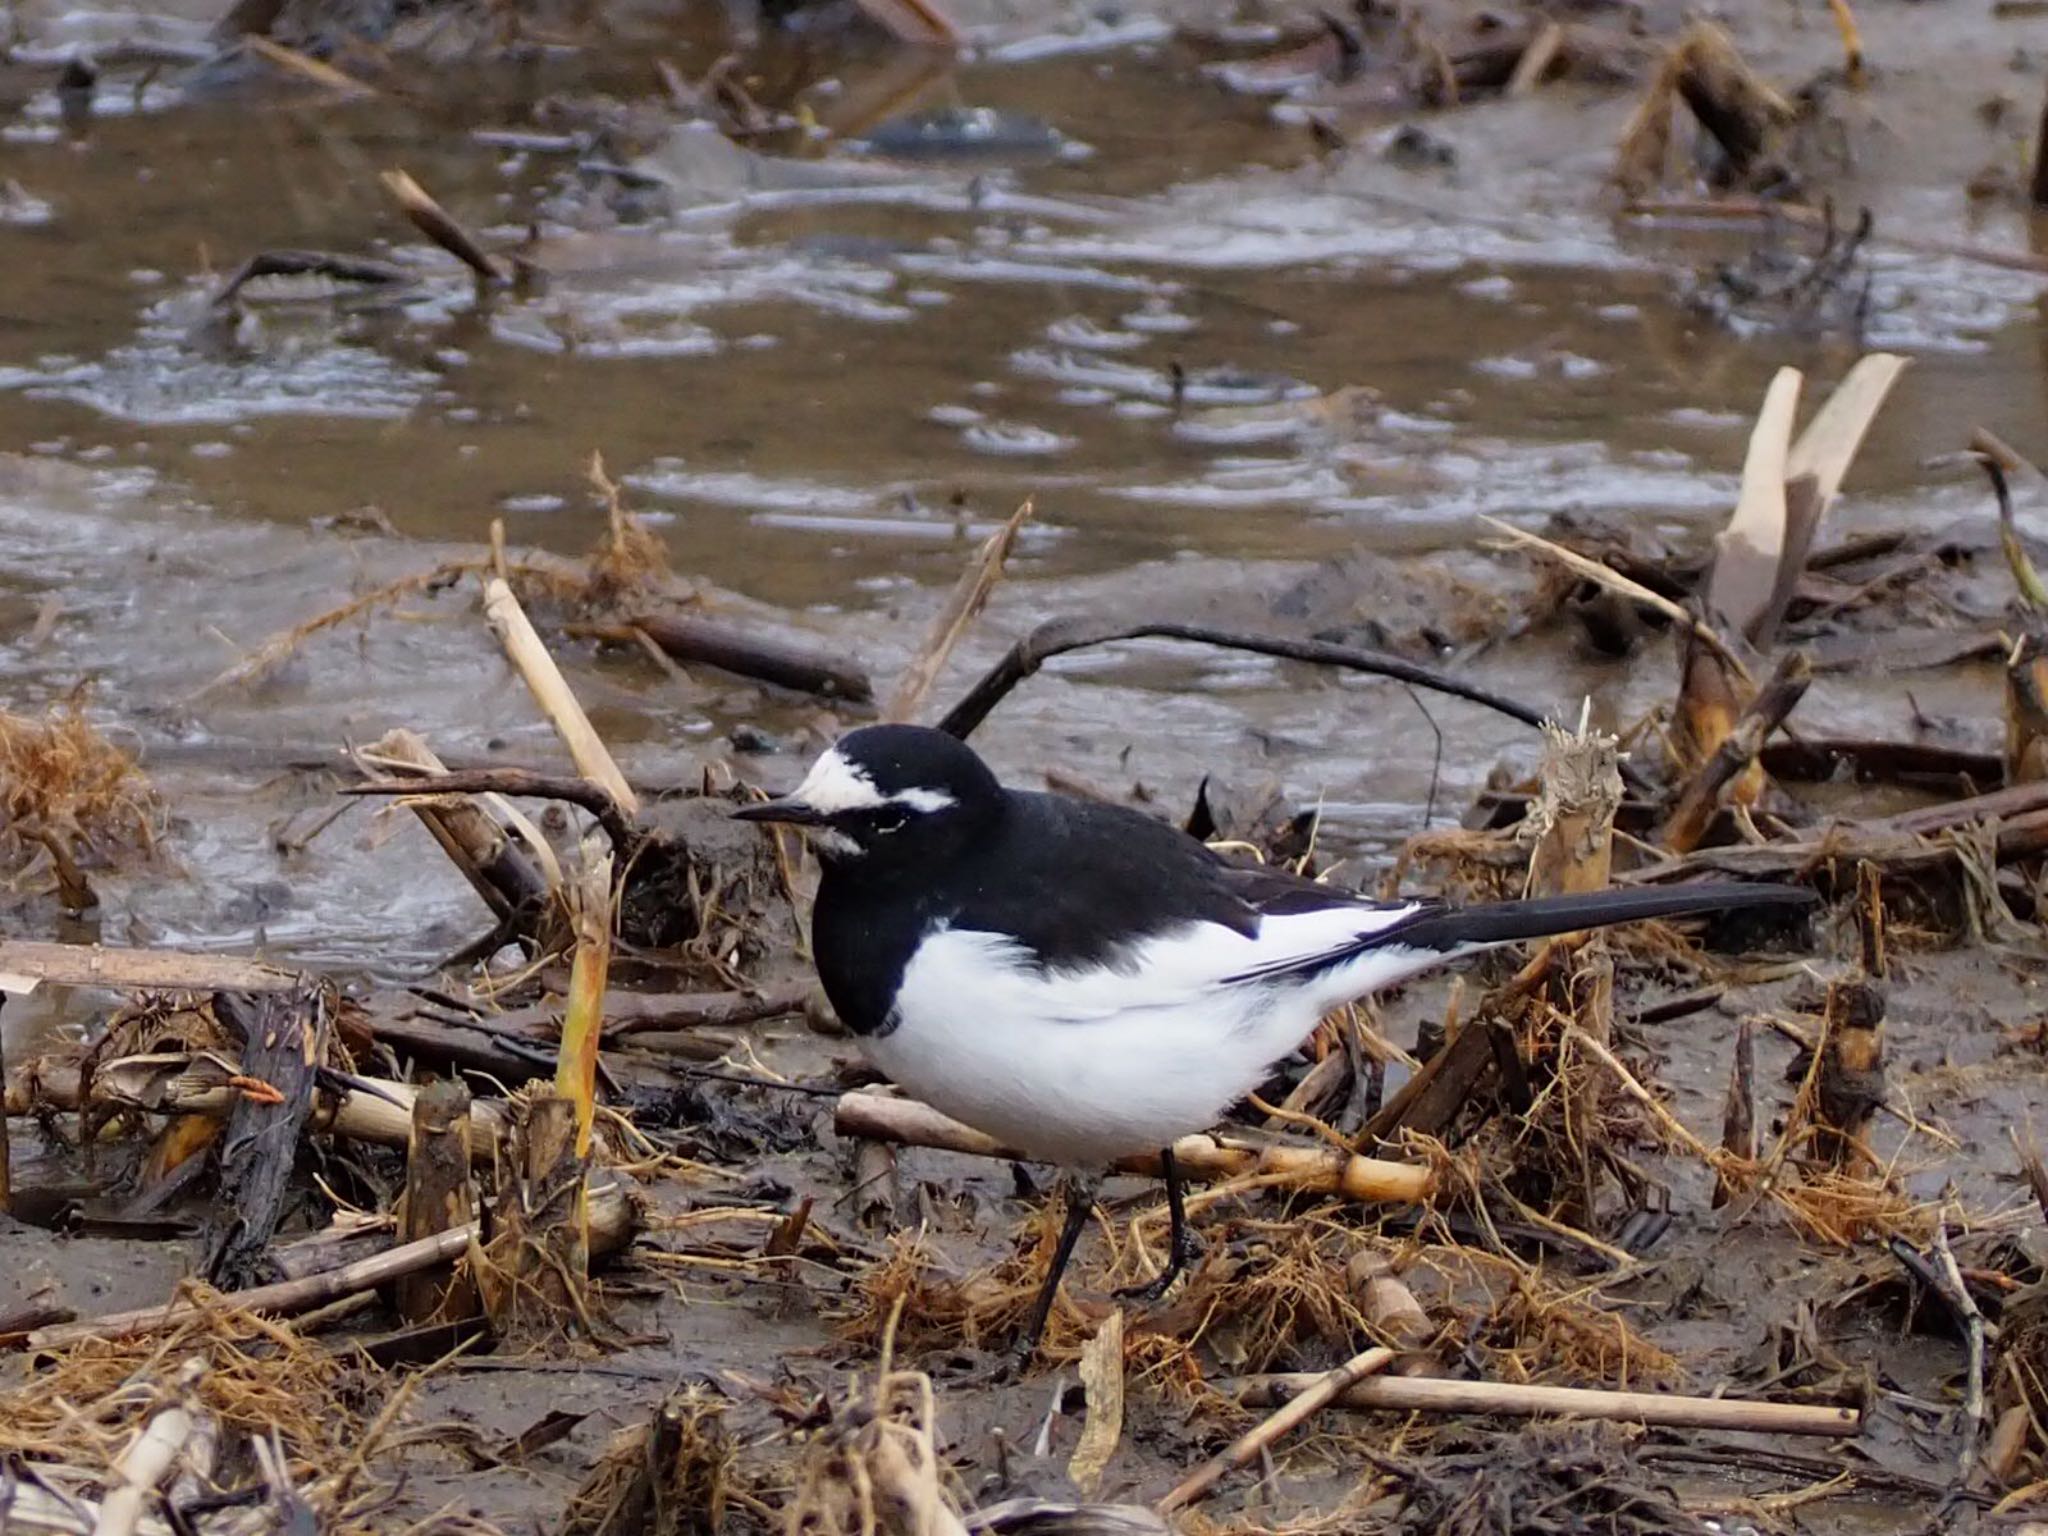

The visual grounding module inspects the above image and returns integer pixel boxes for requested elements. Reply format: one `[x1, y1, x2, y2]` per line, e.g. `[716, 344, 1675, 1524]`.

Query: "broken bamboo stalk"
[885, 498, 1032, 724]
[381, 168, 509, 286]
[1158, 1346, 1395, 1513]
[360, 731, 551, 926]
[5, 1053, 507, 1159]
[481, 575, 640, 816]
[1226, 1373, 1859, 1435]
[833, 1091, 1434, 1203]
[480, 1092, 594, 1340]
[395, 1080, 478, 1326]
[1661, 650, 1813, 853]
[1713, 1017, 1756, 1209]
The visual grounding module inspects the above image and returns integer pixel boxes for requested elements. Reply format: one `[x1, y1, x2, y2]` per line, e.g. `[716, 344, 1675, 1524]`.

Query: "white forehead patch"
[790, 749, 887, 814]
[787, 749, 960, 818]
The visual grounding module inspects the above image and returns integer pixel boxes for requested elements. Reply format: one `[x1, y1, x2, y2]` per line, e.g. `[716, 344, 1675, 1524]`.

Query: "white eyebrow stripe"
[892, 787, 956, 813]
[789, 749, 887, 813]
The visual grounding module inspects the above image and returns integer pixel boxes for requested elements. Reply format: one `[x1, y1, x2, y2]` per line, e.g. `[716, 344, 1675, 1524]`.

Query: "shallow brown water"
[0, 0, 2043, 981]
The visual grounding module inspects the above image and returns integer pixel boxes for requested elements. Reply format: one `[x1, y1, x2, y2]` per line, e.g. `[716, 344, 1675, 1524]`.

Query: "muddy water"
[0, 2, 2042, 998]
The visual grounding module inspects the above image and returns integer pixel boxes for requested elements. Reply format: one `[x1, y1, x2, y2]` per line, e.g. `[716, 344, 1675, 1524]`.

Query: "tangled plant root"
[0, 1302, 443, 1534]
[0, 698, 160, 905]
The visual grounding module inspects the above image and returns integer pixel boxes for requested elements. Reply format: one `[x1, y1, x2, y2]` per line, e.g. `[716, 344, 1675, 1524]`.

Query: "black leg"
[1115, 1147, 1202, 1303]
[1015, 1173, 1099, 1364]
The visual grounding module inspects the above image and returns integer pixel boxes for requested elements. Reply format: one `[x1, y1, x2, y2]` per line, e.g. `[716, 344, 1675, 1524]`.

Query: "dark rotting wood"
[592, 613, 874, 702]
[1713, 1017, 1756, 1208]
[2033, 84, 2048, 209]
[1358, 1018, 1496, 1149]
[396, 1079, 479, 1327]
[203, 980, 332, 1288]
[1814, 978, 1886, 1171]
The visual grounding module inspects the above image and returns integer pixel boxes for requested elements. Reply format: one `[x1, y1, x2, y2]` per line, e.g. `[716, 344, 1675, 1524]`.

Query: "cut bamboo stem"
[1227, 1373, 1859, 1435]
[1158, 1346, 1395, 1513]
[833, 1091, 1434, 1203]
[481, 574, 640, 817]
[6, 1053, 506, 1159]
[359, 731, 552, 925]
[395, 1080, 478, 1327]
[1661, 650, 1813, 853]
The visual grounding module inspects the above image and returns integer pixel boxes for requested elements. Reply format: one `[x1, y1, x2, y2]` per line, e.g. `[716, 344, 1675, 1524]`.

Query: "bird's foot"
[1113, 1233, 1205, 1304]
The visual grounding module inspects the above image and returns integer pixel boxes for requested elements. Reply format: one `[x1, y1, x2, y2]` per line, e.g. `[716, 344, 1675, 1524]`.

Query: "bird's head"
[733, 724, 1001, 866]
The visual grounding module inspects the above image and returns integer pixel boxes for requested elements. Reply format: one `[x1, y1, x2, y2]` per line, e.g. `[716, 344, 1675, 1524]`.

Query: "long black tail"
[1226, 882, 1814, 987]
[1385, 882, 1815, 953]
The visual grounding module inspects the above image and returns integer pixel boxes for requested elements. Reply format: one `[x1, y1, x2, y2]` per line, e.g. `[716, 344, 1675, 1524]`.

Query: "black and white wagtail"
[735, 724, 1813, 1359]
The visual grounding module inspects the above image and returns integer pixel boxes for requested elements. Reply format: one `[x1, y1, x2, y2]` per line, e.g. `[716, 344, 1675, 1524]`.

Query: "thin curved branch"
[937, 617, 1554, 740]
[343, 768, 636, 854]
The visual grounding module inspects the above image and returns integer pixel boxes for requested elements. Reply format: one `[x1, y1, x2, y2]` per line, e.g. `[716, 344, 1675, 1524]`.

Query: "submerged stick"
[1159, 1346, 1394, 1513]
[833, 1091, 1434, 1203]
[594, 614, 874, 702]
[1227, 1373, 1859, 1435]
[938, 616, 1554, 741]
[381, 169, 509, 286]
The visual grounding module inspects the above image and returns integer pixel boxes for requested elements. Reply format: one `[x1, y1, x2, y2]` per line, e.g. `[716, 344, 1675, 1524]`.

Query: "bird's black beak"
[733, 797, 829, 826]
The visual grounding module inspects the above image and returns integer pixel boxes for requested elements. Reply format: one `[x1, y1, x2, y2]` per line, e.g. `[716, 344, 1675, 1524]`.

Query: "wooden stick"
[481, 575, 640, 816]
[25, 1226, 478, 1350]
[1480, 517, 1752, 679]
[243, 34, 373, 95]
[24, 1183, 638, 1351]
[0, 940, 301, 996]
[885, 498, 1032, 724]
[833, 1091, 1434, 1203]
[344, 765, 634, 853]
[1158, 1346, 1394, 1513]
[1227, 1373, 1859, 1435]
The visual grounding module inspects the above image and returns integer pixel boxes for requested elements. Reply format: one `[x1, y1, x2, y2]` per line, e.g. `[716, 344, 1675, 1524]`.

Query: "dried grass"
[0, 1303, 488, 1534]
[0, 699, 160, 903]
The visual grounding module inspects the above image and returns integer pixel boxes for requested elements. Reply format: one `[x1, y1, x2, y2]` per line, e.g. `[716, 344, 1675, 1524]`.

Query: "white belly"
[860, 920, 1431, 1167]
